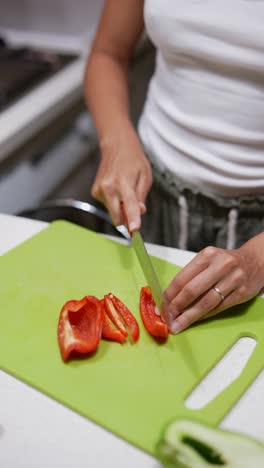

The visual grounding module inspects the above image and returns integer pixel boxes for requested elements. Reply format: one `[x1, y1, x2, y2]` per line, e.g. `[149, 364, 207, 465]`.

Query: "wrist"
[99, 118, 142, 158]
[239, 232, 264, 285]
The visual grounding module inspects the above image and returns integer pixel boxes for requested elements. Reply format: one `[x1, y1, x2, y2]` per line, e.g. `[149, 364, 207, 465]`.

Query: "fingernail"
[129, 221, 138, 232]
[170, 321, 183, 335]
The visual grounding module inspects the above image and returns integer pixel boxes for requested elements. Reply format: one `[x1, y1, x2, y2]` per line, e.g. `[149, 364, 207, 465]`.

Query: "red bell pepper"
[104, 293, 140, 343]
[58, 295, 103, 362]
[101, 299, 127, 344]
[140, 286, 169, 339]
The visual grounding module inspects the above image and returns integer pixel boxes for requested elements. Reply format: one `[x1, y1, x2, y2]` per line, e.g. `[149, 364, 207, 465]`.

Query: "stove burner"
[0, 37, 78, 112]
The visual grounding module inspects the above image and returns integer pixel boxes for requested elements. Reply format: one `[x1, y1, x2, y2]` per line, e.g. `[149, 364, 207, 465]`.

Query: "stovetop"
[0, 36, 78, 112]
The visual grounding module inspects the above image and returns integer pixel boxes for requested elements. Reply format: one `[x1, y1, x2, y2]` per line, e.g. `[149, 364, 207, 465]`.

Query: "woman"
[84, 0, 264, 333]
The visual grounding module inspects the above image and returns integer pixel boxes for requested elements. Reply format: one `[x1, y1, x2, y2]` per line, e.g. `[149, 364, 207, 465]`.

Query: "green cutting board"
[0, 221, 264, 455]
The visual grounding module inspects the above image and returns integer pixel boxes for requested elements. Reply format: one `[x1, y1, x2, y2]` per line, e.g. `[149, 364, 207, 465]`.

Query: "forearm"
[84, 51, 134, 152]
[84, 47, 152, 228]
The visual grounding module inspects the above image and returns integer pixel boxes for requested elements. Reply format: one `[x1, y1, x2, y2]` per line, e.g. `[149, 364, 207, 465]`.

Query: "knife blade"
[131, 230, 172, 327]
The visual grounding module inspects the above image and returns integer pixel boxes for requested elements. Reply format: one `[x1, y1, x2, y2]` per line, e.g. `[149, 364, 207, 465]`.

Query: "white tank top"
[138, 0, 264, 196]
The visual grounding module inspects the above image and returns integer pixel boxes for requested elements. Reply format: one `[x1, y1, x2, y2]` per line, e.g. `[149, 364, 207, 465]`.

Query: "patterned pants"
[141, 158, 264, 252]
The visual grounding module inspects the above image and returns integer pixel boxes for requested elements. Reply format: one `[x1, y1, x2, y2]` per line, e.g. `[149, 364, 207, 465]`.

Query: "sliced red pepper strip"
[104, 293, 140, 343]
[58, 295, 103, 362]
[101, 299, 126, 344]
[110, 294, 140, 343]
[104, 294, 128, 338]
[140, 286, 168, 339]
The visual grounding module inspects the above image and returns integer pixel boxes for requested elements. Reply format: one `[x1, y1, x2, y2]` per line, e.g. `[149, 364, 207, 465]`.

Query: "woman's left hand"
[165, 233, 264, 334]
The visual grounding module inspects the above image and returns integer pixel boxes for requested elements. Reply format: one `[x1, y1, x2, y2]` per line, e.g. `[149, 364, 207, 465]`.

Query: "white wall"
[0, 0, 104, 37]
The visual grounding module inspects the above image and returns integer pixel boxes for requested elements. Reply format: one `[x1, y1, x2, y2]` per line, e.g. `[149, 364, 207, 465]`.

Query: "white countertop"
[0, 214, 264, 467]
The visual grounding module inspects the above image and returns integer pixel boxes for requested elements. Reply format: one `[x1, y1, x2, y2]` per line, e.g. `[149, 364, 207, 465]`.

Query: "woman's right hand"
[92, 123, 153, 232]
[84, 0, 148, 231]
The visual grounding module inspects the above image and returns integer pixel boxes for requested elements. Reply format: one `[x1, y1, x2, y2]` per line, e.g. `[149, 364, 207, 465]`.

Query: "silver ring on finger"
[212, 286, 225, 302]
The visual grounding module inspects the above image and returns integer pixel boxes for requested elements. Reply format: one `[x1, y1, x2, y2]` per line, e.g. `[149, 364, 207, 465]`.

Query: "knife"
[120, 201, 172, 326]
[131, 230, 172, 327]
